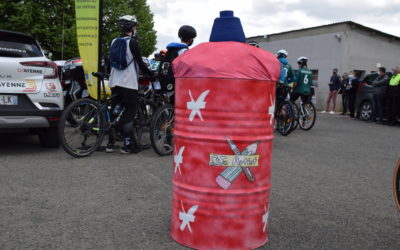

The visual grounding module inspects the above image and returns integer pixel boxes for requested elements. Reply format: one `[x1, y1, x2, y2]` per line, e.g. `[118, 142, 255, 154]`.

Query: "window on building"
[311, 69, 319, 87]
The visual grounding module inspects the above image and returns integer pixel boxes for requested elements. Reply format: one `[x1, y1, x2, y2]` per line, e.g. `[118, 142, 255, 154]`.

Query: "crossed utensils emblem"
[215, 138, 259, 189]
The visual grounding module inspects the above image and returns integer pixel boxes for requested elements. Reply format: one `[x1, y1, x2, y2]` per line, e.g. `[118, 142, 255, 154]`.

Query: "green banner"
[75, 0, 100, 100]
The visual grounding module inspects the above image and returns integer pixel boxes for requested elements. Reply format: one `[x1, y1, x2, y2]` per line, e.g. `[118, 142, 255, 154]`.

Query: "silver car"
[0, 30, 64, 147]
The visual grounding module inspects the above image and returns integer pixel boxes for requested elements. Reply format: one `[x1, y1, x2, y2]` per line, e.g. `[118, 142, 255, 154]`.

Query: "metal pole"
[97, 0, 104, 101]
[61, 9, 65, 60]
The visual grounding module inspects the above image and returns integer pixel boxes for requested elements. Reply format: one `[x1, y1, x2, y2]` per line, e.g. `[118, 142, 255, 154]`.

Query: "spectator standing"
[339, 72, 350, 115]
[322, 68, 341, 114]
[371, 67, 389, 124]
[348, 71, 362, 119]
[387, 66, 400, 126]
[348, 71, 355, 82]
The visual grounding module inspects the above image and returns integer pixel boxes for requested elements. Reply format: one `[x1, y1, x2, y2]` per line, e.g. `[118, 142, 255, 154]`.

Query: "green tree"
[0, 0, 156, 60]
[0, 0, 78, 60]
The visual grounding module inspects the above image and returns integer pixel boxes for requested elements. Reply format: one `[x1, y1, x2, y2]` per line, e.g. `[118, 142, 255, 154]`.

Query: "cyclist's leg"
[119, 87, 140, 153]
[106, 87, 121, 152]
[275, 86, 282, 109]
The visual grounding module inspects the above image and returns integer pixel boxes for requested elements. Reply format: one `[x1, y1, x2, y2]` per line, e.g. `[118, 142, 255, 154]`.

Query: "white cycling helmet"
[276, 49, 288, 58]
[297, 56, 308, 65]
[118, 15, 138, 30]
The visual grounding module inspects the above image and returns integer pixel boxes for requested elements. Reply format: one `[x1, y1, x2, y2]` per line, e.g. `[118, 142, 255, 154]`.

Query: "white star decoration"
[179, 200, 198, 233]
[187, 90, 210, 121]
[262, 205, 269, 232]
[174, 146, 185, 175]
[268, 95, 275, 126]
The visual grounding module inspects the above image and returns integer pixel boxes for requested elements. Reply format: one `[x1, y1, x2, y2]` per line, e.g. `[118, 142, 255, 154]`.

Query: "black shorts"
[111, 86, 138, 125]
[291, 93, 310, 103]
[112, 86, 138, 105]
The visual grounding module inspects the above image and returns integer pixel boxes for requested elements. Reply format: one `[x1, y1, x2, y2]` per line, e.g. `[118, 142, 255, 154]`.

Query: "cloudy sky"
[147, 0, 400, 53]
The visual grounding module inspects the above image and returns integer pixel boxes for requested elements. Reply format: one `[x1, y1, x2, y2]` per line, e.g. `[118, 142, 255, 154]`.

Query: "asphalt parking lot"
[0, 114, 399, 249]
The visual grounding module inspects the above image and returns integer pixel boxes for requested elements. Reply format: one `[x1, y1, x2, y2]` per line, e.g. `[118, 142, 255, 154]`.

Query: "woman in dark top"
[348, 71, 362, 118]
[339, 72, 350, 115]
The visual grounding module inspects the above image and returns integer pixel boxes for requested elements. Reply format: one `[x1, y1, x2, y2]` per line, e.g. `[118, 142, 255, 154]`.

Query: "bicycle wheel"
[292, 102, 299, 130]
[58, 98, 106, 157]
[299, 102, 316, 131]
[132, 100, 155, 150]
[393, 159, 400, 212]
[150, 104, 174, 156]
[276, 101, 295, 136]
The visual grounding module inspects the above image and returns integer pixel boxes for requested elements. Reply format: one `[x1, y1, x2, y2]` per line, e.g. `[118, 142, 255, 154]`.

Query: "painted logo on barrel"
[268, 94, 275, 125]
[174, 146, 185, 175]
[262, 205, 269, 233]
[187, 89, 209, 122]
[179, 200, 198, 233]
[211, 138, 260, 189]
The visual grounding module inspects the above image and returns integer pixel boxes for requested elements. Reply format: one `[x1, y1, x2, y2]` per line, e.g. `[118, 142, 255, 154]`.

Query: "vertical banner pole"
[97, 0, 103, 101]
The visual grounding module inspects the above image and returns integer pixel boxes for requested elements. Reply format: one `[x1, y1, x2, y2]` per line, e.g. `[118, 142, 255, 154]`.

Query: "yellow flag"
[75, 0, 100, 100]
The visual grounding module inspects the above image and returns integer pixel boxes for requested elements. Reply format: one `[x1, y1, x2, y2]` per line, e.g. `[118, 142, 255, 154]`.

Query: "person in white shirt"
[107, 15, 153, 154]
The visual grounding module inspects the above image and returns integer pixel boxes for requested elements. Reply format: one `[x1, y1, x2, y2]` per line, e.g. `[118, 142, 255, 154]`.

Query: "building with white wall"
[247, 21, 400, 111]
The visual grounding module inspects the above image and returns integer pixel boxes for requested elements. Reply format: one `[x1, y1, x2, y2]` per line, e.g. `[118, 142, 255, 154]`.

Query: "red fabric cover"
[172, 41, 280, 81]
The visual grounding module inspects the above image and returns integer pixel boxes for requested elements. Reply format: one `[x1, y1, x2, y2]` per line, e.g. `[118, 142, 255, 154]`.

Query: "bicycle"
[291, 95, 316, 131]
[297, 99, 316, 130]
[275, 85, 297, 136]
[149, 76, 175, 156]
[393, 159, 400, 212]
[58, 72, 154, 157]
[150, 103, 174, 156]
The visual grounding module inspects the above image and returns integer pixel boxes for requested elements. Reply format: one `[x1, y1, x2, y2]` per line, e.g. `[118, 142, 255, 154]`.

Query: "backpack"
[158, 43, 188, 92]
[109, 37, 134, 70]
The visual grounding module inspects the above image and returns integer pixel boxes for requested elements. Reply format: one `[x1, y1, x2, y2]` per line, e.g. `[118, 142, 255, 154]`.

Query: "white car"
[0, 30, 64, 147]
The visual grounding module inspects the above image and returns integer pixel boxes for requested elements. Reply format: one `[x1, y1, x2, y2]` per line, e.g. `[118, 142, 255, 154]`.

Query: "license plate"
[0, 95, 18, 105]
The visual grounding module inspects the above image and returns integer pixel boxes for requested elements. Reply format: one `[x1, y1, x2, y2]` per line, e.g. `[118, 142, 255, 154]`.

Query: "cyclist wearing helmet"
[107, 15, 153, 154]
[276, 49, 295, 86]
[176, 25, 197, 55]
[291, 56, 313, 103]
[276, 49, 296, 107]
[158, 25, 197, 98]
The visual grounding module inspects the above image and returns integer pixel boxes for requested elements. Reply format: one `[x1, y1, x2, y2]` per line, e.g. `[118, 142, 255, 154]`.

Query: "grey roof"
[248, 21, 400, 41]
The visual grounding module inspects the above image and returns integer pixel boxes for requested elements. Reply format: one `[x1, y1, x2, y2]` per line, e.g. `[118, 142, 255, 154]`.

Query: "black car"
[355, 72, 392, 121]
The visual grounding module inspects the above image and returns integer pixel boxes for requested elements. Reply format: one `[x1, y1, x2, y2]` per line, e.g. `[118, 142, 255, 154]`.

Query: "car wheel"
[360, 101, 373, 121]
[38, 127, 59, 148]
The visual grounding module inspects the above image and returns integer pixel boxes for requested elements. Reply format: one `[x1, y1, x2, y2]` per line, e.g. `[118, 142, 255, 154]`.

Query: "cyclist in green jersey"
[291, 56, 313, 103]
